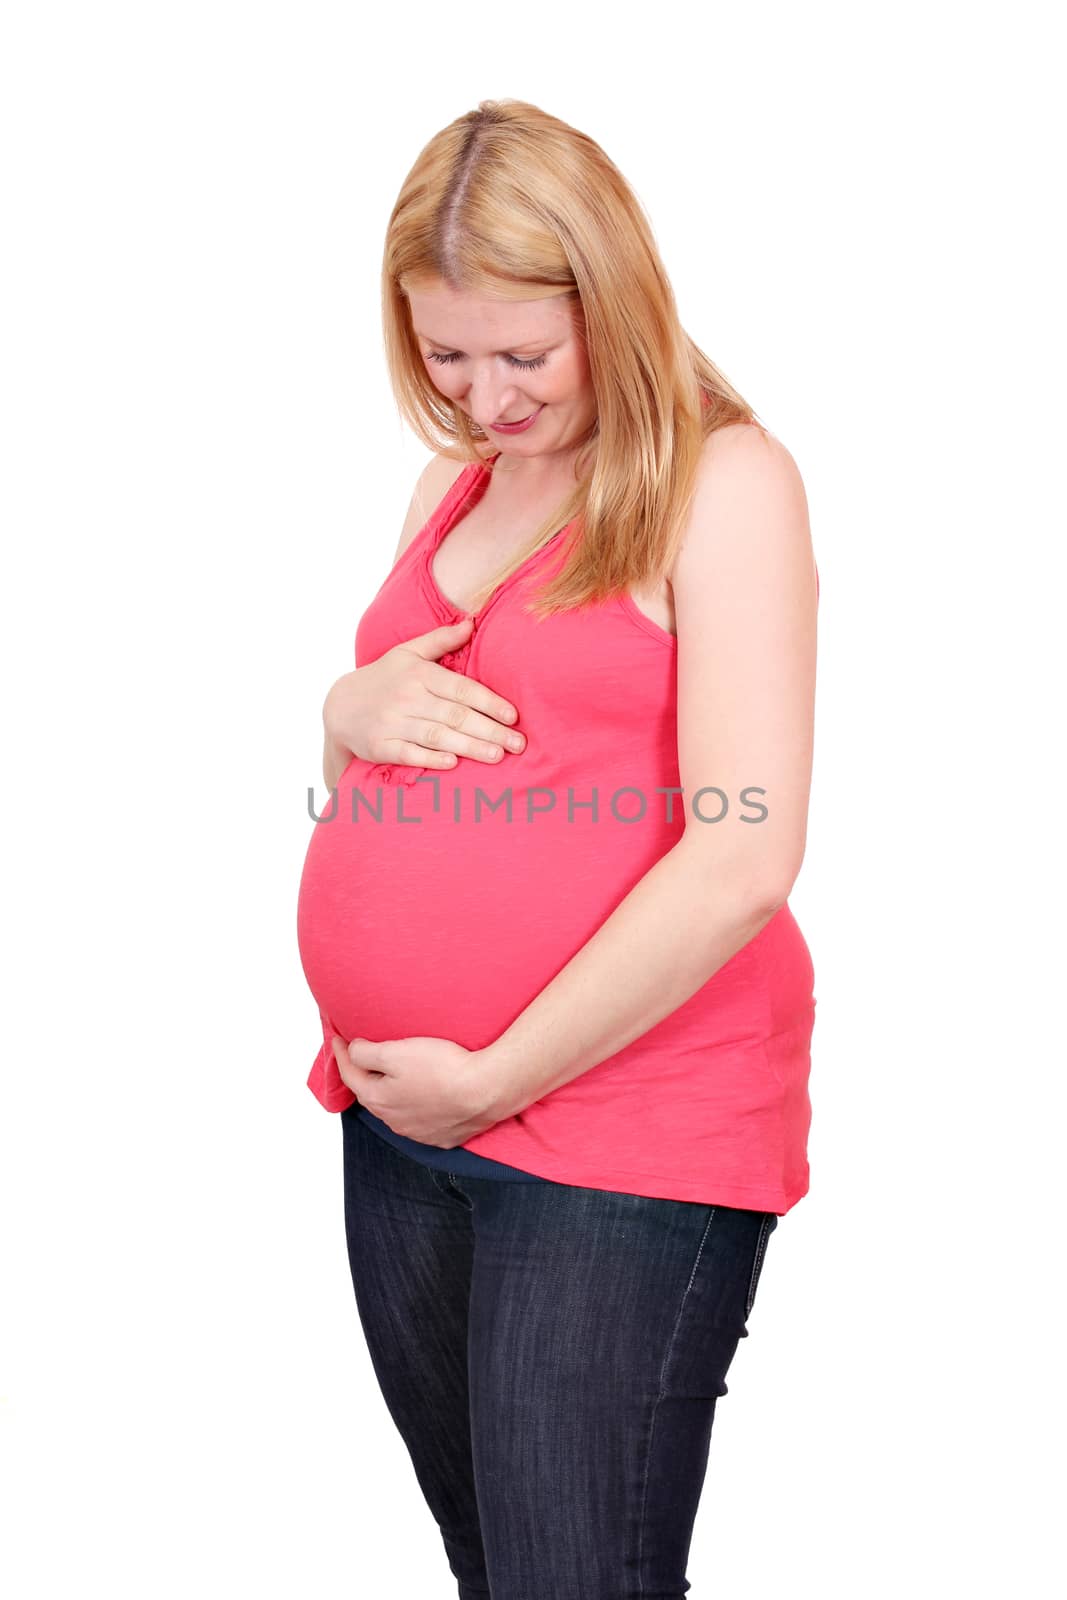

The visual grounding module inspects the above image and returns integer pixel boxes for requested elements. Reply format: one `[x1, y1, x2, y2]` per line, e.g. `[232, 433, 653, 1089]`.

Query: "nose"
[463, 371, 528, 428]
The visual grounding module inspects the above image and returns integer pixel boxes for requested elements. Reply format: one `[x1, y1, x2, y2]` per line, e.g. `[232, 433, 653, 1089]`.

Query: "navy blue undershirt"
[352, 1105, 548, 1182]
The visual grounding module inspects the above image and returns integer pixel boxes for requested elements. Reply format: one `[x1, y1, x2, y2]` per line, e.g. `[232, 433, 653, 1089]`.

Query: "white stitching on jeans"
[636, 1207, 717, 1597]
[746, 1214, 773, 1319]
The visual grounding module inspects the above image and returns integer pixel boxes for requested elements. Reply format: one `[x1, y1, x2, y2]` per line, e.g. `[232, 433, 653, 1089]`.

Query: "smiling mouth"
[490, 403, 545, 426]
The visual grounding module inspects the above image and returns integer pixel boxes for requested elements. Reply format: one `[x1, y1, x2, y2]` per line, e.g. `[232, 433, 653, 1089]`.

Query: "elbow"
[754, 861, 804, 917]
[748, 881, 791, 921]
[758, 883, 791, 918]
[757, 857, 803, 915]
[680, 836, 801, 920]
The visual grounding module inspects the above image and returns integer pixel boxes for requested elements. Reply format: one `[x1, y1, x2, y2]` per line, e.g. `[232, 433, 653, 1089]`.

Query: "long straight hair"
[381, 98, 764, 619]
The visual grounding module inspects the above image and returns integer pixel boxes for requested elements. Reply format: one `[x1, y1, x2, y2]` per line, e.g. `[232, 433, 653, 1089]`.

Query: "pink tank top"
[297, 449, 817, 1213]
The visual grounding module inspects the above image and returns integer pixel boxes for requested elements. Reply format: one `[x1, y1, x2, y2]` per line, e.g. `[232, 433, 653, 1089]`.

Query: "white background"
[2, 2, 1063, 1595]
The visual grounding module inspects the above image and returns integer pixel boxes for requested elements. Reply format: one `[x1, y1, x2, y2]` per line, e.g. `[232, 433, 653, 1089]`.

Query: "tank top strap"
[384, 456, 490, 585]
[423, 454, 495, 561]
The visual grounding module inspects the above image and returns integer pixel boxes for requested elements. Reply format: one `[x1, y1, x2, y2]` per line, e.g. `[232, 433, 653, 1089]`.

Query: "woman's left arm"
[479, 423, 818, 1122]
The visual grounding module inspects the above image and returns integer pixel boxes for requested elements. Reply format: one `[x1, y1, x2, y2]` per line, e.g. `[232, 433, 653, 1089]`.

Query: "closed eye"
[427, 351, 548, 371]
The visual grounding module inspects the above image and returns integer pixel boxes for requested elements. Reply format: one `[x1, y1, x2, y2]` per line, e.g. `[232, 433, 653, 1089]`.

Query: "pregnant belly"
[296, 756, 686, 1048]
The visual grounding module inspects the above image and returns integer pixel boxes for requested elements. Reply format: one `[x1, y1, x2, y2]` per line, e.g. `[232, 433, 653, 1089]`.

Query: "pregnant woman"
[297, 98, 818, 1600]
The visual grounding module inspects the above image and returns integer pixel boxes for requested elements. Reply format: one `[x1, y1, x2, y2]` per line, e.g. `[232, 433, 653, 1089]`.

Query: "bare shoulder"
[671, 419, 813, 594]
[416, 449, 472, 507]
[392, 448, 485, 565]
[699, 419, 805, 496]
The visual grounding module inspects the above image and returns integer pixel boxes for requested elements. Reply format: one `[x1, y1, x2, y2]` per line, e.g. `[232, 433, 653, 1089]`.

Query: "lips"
[489, 403, 545, 433]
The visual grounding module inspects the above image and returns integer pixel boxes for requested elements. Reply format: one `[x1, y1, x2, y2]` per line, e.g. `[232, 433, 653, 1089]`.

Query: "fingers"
[376, 739, 460, 770]
[390, 716, 524, 767]
[420, 674, 527, 764]
[384, 626, 527, 767]
[406, 619, 476, 660]
[428, 660, 519, 727]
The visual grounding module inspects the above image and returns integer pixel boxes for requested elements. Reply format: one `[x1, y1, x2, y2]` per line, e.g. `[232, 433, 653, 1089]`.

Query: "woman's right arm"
[320, 452, 524, 788]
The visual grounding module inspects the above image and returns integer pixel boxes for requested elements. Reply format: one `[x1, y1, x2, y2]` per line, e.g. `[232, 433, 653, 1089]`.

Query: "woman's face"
[407, 278, 597, 462]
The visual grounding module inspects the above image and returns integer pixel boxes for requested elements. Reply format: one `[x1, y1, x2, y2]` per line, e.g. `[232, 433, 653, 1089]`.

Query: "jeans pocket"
[745, 1212, 778, 1319]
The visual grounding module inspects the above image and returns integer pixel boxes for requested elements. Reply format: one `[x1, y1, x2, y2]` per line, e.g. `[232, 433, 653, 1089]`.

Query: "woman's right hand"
[322, 618, 527, 788]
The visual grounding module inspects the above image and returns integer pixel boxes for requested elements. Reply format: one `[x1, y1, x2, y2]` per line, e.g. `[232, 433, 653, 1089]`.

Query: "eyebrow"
[413, 331, 552, 355]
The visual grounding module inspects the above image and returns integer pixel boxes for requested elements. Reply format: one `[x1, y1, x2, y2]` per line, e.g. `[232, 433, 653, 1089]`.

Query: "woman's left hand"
[332, 1034, 504, 1147]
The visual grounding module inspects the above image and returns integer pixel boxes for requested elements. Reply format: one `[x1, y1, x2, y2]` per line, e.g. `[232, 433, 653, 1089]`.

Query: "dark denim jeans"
[341, 1105, 779, 1600]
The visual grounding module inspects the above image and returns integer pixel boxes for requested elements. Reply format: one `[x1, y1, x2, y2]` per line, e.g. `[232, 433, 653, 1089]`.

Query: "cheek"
[551, 353, 590, 403]
[425, 366, 463, 400]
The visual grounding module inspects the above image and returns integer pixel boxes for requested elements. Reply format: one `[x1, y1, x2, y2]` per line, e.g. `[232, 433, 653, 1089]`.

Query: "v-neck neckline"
[419, 453, 573, 623]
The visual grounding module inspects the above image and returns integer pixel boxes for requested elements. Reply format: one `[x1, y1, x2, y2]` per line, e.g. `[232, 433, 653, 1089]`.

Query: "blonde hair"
[381, 97, 763, 619]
